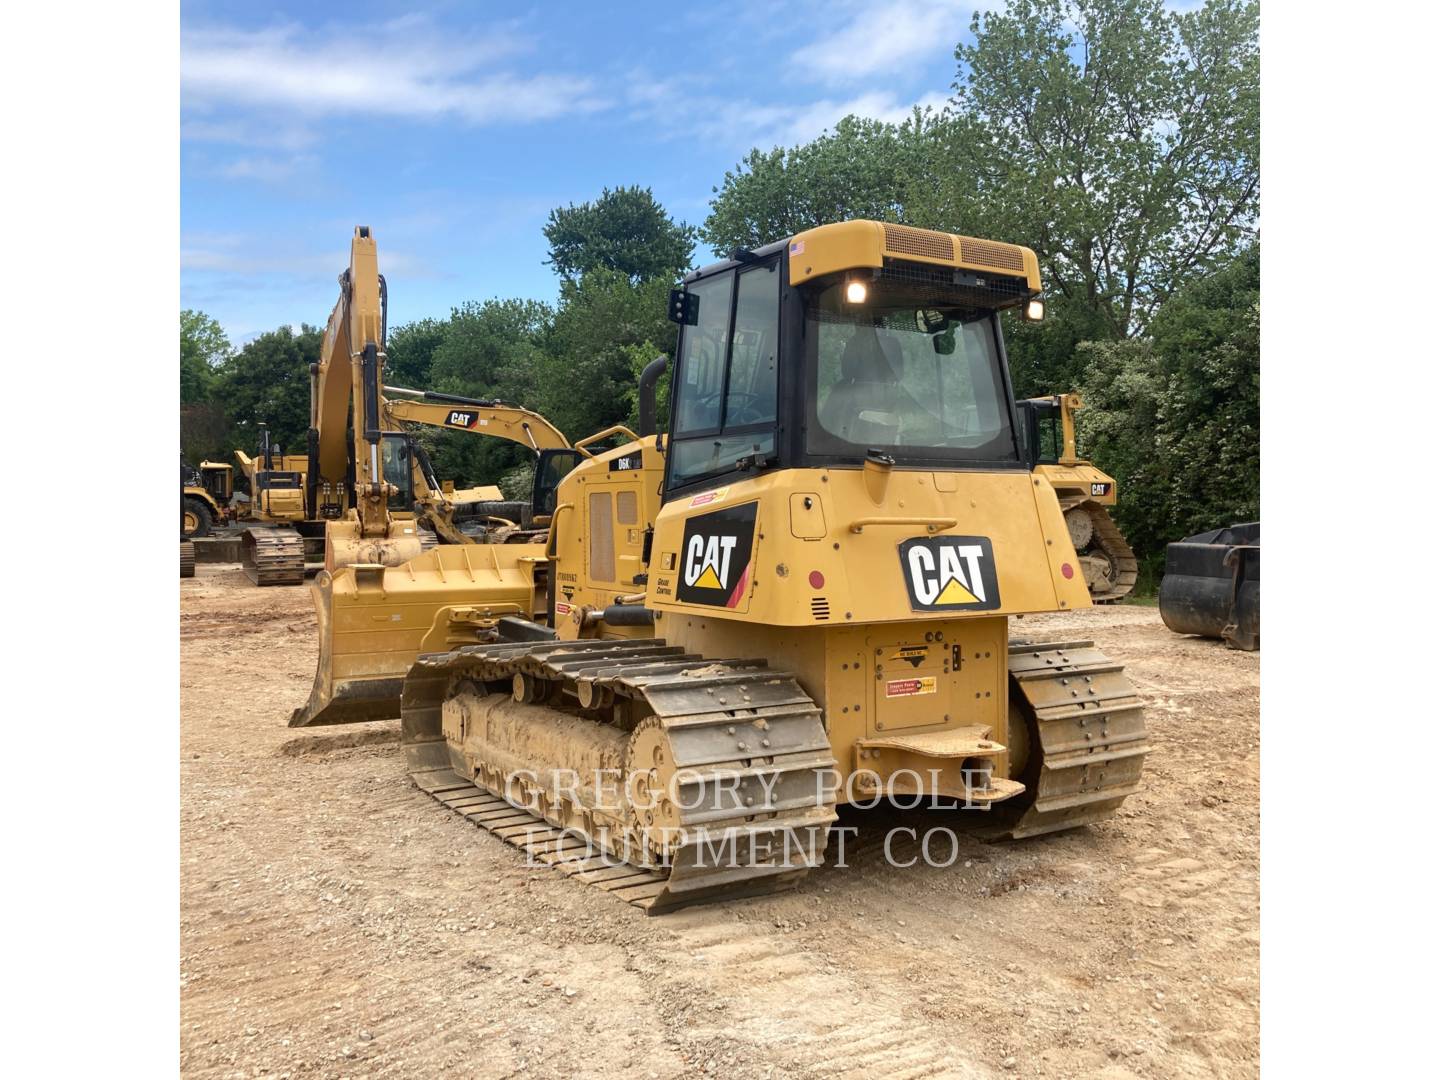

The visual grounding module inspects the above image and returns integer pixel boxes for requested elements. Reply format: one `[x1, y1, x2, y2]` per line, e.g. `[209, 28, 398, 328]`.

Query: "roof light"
[1024, 298, 1045, 322]
[845, 281, 868, 304]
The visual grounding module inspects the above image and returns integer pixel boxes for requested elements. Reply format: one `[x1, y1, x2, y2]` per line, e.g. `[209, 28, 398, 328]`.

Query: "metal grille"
[588, 491, 615, 582]
[616, 489, 638, 526]
[884, 223, 955, 261]
[875, 262, 1030, 309]
[811, 597, 831, 621]
[960, 238, 1025, 273]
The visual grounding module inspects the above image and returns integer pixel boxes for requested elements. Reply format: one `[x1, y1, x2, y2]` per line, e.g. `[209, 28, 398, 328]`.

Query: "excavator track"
[240, 527, 305, 586]
[401, 638, 838, 915]
[1060, 498, 1138, 603]
[983, 640, 1150, 839]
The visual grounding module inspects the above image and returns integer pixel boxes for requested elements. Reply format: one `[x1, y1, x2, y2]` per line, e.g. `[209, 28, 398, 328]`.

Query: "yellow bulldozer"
[291, 219, 1150, 913]
[1019, 392, 1138, 603]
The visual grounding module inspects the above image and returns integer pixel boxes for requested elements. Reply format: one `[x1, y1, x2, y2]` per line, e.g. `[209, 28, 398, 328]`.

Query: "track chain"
[403, 638, 838, 914]
[985, 639, 1150, 839]
[241, 527, 305, 586]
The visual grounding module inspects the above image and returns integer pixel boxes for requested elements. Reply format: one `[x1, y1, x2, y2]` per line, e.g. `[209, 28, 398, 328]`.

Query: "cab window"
[668, 263, 779, 488]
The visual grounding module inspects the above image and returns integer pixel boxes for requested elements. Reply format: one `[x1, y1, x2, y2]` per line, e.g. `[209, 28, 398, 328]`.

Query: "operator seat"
[818, 324, 903, 446]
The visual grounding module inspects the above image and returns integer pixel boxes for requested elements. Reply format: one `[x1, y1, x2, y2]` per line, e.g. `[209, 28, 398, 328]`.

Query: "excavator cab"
[532, 447, 586, 521]
[379, 432, 415, 512]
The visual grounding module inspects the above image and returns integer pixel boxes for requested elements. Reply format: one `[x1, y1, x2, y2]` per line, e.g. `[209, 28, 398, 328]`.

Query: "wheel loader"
[292, 220, 1150, 914]
[181, 455, 233, 538]
[1018, 393, 1138, 602]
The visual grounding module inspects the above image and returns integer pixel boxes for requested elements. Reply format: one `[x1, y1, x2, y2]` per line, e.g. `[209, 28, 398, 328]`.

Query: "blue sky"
[180, 0, 996, 343]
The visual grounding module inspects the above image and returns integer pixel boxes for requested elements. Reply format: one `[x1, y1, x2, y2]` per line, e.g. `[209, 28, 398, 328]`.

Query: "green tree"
[385, 317, 447, 388]
[180, 309, 232, 404]
[544, 185, 696, 284]
[415, 299, 554, 487]
[212, 324, 323, 459]
[701, 115, 946, 254]
[1077, 246, 1259, 564]
[539, 270, 676, 441]
[932, 0, 1259, 340]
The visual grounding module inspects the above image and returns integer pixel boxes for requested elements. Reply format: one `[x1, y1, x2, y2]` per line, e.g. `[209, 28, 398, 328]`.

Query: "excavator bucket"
[1158, 522, 1260, 650]
[290, 542, 547, 726]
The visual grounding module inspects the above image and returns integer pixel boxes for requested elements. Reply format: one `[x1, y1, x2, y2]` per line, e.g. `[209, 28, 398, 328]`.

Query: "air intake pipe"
[637, 356, 668, 437]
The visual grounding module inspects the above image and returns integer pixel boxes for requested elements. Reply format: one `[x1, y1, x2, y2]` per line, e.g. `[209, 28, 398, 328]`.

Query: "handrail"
[573, 424, 640, 458]
[546, 502, 575, 559]
[847, 516, 958, 534]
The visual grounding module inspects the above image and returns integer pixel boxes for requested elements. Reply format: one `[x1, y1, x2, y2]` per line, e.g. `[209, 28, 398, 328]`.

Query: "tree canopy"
[543, 185, 696, 284]
[180, 309, 232, 404]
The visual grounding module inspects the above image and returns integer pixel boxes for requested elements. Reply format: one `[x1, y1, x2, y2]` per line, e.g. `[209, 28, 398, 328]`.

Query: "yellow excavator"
[1019, 393, 1137, 603]
[381, 389, 574, 543]
[235, 228, 575, 583]
[291, 220, 1150, 914]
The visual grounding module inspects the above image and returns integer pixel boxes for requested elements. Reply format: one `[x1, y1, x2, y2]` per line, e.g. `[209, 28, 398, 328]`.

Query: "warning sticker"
[689, 486, 730, 509]
[885, 677, 937, 698]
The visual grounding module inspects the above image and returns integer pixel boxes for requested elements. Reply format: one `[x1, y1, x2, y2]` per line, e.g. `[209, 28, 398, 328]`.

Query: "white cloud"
[181, 118, 317, 152]
[791, 1, 973, 85]
[670, 89, 949, 150]
[213, 154, 319, 183]
[181, 17, 605, 124]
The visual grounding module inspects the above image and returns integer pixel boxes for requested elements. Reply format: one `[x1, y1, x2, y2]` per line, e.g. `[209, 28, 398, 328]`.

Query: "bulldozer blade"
[289, 543, 547, 727]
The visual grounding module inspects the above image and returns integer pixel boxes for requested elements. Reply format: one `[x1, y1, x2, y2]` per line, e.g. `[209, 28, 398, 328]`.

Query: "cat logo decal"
[899, 536, 1001, 612]
[676, 502, 758, 608]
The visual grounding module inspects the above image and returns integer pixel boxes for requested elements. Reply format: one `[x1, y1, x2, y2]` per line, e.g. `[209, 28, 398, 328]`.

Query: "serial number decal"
[885, 677, 937, 698]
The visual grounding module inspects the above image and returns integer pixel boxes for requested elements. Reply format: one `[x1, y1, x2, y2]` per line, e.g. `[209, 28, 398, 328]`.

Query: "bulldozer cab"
[1017, 398, 1064, 468]
[662, 235, 1027, 500]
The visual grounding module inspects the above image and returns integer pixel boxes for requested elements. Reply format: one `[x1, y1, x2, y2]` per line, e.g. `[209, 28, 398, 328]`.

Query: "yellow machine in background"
[181, 457, 234, 538]
[1020, 393, 1138, 603]
[233, 229, 575, 584]
[380, 389, 574, 542]
[293, 219, 1150, 914]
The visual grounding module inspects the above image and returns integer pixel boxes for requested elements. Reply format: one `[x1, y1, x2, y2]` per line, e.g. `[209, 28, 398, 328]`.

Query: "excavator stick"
[289, 542, 547, 726]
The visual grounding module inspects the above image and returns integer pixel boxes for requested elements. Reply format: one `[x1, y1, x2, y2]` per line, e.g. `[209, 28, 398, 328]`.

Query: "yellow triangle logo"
[935, 577, 979, 605]
[694, 566, 724, 590]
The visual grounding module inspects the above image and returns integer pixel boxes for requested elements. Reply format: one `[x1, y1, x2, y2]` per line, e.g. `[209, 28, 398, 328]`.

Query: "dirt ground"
[180, 565, 1259, 1079]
